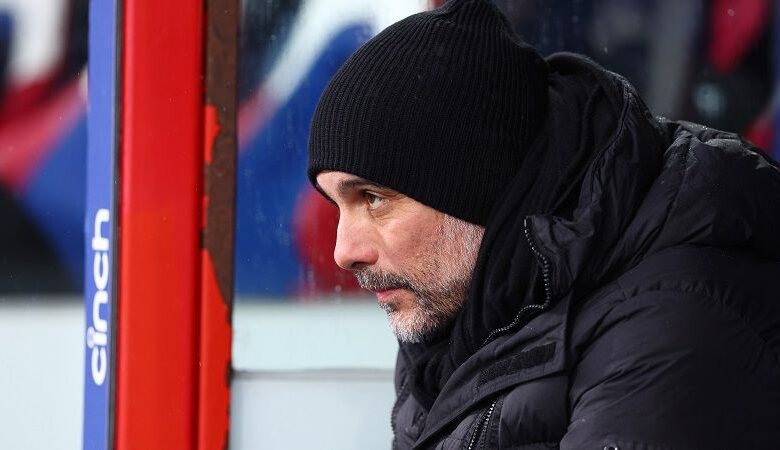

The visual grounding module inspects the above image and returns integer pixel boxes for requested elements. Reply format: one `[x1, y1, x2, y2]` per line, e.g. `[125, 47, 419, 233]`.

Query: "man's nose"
[333, 218, 377, 271]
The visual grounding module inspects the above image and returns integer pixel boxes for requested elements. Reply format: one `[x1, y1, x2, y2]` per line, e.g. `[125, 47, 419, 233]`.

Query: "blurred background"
[1, 0, 778, 448]
[234, 0, 778, 301]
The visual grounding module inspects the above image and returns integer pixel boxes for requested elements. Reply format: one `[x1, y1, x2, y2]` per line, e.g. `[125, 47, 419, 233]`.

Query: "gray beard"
[355, 269, 468, 343]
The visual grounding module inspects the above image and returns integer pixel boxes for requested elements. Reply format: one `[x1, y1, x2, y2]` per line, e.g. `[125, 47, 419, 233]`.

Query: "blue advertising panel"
[83, 0, 120, 448]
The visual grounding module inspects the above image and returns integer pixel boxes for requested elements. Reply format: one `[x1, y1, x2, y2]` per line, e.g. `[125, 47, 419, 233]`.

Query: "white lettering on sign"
[88, 208, 110, 386]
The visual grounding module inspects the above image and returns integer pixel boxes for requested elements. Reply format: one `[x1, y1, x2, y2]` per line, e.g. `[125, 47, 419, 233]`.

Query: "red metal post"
[115, 0, 204, 448]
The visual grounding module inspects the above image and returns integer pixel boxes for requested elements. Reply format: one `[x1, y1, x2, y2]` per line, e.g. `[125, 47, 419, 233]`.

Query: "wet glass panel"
[0, 0, 88, 448]
[496, 0, 774, 141]
[233, 0, 429, 368]
[232, 1, 429, 447]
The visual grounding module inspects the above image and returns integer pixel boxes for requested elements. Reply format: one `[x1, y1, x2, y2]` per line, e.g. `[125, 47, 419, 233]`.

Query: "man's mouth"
[374, 287, 403, 304]
[354, 269, 414, 308]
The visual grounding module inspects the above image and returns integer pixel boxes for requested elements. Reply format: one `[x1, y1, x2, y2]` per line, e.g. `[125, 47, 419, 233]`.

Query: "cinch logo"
[87, 209, 110, 386]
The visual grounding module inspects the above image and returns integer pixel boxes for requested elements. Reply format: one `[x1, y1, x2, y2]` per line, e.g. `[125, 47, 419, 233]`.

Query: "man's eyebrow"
[335, 177, 388, 199]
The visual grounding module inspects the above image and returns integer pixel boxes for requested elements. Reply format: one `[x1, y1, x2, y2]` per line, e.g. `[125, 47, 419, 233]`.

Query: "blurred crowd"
[0, 0, 87, 293]
[1, 0, 775, 297]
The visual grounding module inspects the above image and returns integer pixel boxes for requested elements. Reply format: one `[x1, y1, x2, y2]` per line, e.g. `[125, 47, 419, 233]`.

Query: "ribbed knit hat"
[308, 0, 549, 225]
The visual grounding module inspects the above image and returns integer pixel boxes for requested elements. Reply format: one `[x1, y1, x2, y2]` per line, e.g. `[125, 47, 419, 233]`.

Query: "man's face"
[316, 171, 484, 343]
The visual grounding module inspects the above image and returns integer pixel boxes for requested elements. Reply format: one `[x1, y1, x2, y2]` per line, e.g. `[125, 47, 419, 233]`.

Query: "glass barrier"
[1, 0, 774, 448]
[231, 1, 428, 447]
[0, 1, 87, 449]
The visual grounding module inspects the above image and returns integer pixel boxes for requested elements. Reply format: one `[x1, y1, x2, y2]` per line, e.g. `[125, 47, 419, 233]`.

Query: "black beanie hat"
[308, 0, 549, 226]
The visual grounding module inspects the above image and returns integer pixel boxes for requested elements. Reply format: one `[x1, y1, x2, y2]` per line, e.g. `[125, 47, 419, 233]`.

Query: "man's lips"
[374, 288, 404, 303]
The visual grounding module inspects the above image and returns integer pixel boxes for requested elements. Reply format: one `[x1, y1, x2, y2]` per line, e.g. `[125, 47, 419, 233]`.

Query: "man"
[308, 0, 780, 448]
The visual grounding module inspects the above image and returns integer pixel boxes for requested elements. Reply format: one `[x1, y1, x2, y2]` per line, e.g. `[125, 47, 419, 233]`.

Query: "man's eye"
[366, 193, 384, 210]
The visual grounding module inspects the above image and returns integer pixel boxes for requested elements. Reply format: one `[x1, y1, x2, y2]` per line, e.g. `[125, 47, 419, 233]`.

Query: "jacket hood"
[533, 61, 780, 302]
[401, 51, 780, 413]
[474, 51, 780, 349]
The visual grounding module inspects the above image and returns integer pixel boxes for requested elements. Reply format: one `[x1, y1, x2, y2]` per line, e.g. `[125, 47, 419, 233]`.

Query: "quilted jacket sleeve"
[561, 290, 780, 450]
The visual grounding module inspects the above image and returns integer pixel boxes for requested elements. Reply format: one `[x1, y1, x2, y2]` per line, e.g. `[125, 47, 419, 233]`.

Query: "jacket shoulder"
[565, 245, 780, 449]
[615, 245, 780, 356]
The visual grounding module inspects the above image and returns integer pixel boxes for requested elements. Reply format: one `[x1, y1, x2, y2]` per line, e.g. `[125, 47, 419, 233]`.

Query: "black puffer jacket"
[391, 54, 780, 449]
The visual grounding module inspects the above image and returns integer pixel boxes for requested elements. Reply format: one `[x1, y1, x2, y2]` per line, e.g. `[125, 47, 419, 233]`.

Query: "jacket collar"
[413, 293, 571, 448]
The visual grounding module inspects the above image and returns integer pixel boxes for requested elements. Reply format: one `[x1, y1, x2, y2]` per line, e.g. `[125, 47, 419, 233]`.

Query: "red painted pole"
[115, 0, 204, 448]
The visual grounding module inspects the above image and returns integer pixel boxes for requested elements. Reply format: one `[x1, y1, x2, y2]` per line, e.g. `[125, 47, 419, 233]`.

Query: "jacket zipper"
[480, 216, 553, 348]
[411, 218, 551, 449]
[466, 399, 498, 450]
